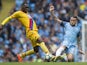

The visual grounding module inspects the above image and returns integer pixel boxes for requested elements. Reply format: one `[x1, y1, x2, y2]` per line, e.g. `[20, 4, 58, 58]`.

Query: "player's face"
[21, 4, 29, 13]
[70, 17, 77, 26]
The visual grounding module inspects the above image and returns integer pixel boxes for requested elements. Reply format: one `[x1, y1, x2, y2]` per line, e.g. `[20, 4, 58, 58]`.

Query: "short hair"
[72, 16, 80, 23]
[21, 3, 28, 9]
[72, 16, 79, 20]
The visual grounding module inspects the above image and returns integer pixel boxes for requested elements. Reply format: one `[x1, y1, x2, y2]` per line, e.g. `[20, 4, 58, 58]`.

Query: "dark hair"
[21, 3, 29, 13]
[72, 16, 80, 23]
[73, 16, 79, 21]
[21, 3, 28, 9]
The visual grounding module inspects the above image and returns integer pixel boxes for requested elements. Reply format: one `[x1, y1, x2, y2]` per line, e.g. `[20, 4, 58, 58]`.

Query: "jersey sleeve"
[60, 21, 67, 27]
[78, 21, 82, 28]
[1, 11, 20, 26]
[77, 21, 82, 37]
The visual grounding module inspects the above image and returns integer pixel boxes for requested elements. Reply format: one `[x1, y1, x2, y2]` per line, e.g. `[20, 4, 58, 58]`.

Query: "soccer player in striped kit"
[0, 3, 53, 62]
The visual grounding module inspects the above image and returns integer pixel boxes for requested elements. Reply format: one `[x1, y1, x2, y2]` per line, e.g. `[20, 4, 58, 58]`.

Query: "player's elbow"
[8, 16, 12, 20]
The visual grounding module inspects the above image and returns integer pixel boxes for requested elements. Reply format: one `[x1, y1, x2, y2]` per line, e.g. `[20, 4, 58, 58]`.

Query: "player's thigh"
[67, 45, 76, 59]
[68, 45, 77, 55]
[28, 31, 40, 46]
[28, 31, 40, 40]
[61, 40, 69, 47]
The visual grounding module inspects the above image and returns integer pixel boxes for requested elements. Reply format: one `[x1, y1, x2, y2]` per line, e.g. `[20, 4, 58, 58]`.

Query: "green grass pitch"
[0, 62, 87, 65]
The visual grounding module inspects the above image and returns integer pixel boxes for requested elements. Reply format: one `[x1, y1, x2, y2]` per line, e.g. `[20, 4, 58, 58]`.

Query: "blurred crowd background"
[0, 0, 87, 62]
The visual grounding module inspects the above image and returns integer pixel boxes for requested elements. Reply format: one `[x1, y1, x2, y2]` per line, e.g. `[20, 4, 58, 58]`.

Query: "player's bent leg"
[67, 45, 77, 62]
[56, 46, 66, 56]
[37, 38, 50, 54]
[28, 31, 54, 61]
[50, 46, 66, 62]
[52, 53, 67, 62]
[37, 38, 54, 61]
[29, 31, 50, 53]
[17, 49, 35, 62]
[67, 53, 74, 62]
[39, 42, 50, 54]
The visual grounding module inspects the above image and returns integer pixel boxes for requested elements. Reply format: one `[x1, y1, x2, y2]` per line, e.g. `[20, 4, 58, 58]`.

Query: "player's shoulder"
[60, 21, 68, 26]
[14, 11, 22, 14]
[63, 21, 69, 25]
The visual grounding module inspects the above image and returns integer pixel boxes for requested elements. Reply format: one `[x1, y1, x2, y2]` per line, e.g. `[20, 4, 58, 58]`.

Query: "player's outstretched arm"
[0, 11, 19, 31]
[49, 5, 62, 23]
[1, 16, 12, 26]
[0, 16, 12, 31]
[1, 11, 19, 28]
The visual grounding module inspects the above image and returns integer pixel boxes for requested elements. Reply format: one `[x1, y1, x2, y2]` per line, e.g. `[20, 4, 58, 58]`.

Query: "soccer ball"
[45, 54, 53, 61]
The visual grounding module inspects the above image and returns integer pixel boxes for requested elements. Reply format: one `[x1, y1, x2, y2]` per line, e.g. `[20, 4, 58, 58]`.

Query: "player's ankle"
[20, 53, 25, 58]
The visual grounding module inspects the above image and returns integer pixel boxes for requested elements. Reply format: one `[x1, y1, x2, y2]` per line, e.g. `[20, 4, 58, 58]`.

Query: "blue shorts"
[61, 40, 77, 48]
[65, 45, 77, 54]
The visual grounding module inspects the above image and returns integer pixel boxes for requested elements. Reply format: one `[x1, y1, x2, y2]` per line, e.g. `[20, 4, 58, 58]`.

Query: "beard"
[70, 23, 75, 26]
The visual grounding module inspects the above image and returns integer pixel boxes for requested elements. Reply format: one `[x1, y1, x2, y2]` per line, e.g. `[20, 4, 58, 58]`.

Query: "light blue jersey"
[61, 21, 81, 62]
[61, 21, 81, 48]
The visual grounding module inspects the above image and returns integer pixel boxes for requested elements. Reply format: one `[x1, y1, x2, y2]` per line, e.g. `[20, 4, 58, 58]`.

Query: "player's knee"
[67, 54, 74, 62]
[56, 46, 65, 56]
[36, 38, 43, 43]
[34, 46, 39, 53]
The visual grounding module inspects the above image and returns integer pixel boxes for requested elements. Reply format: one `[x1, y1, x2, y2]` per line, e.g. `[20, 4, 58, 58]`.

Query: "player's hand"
[0, 25, 3, 30]
[49, 4, 54, 12]
[79, 50, 85, 55]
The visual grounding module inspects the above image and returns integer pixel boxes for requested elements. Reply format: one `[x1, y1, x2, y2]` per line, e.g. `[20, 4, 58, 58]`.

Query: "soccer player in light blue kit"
[49, 5, 81, 62]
